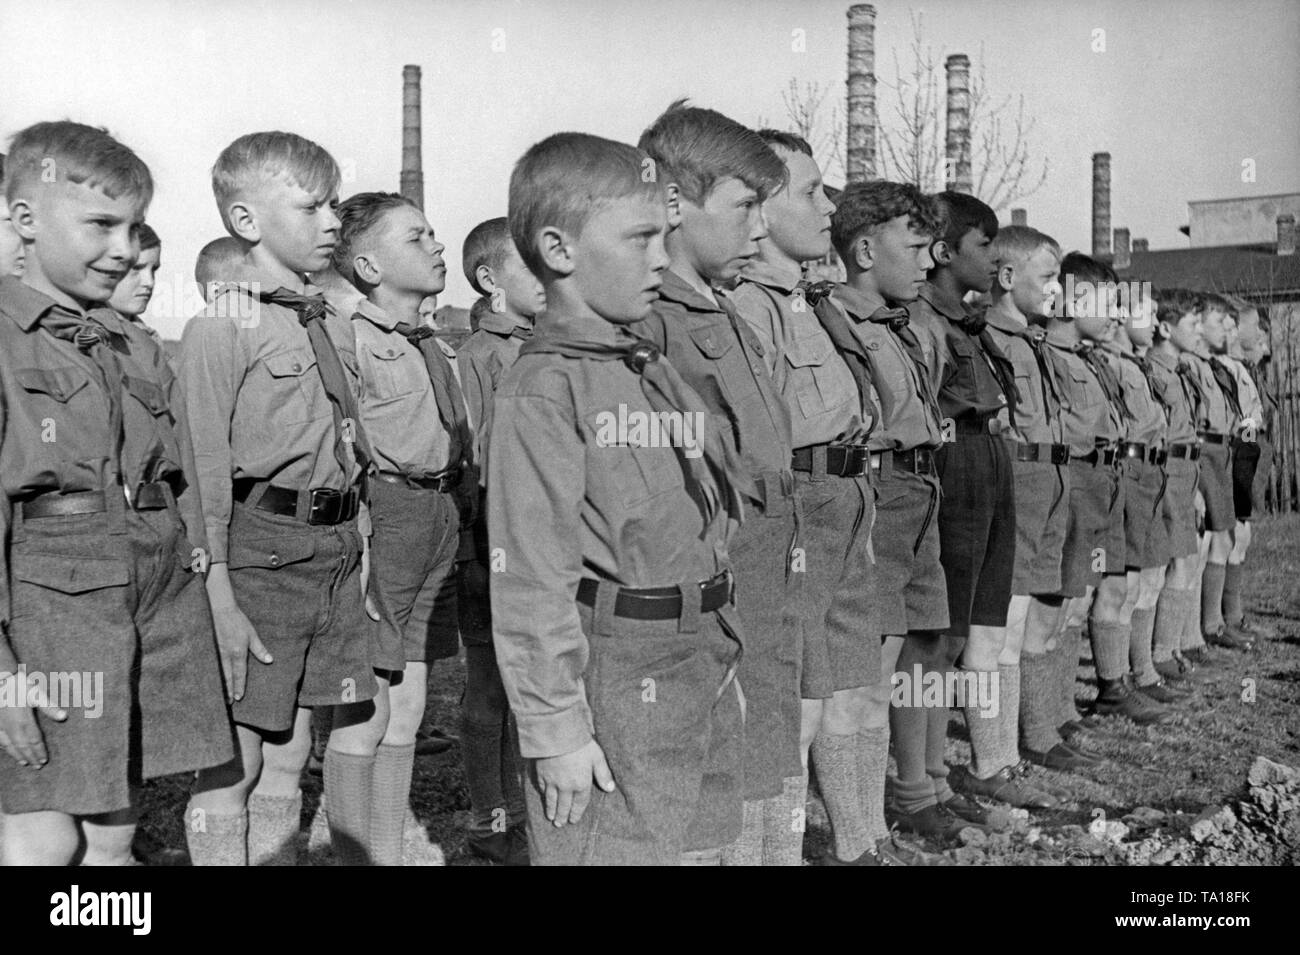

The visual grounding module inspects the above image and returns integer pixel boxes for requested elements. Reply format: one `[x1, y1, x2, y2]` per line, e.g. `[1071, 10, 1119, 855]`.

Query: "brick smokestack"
[1091, 152, 1111, 258]
[945, 54, 972, 193]
[1113, 227, 1131, 271]
[1132, 238, 1149, 253]
[846, 4, 877, 182]
[1278, 214, 1296, 256]
[400, 65, 424, 211]
[1010, 208, 1027, 226]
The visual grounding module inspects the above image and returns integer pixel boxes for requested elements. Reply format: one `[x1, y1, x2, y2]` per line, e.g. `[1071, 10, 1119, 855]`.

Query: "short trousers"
[524, 597, 744, 865]
[0, 501, 233, 815]
[1008, 455, 1070, 595]
[1198, 442, 1235, 533]
[793, 469, 880, 700]
[1058, 459, 1121, 596]
[1231, 439, 1261, 521]
[1162, 457, 1200, 560]
[729, 497, 801, 799]
[368, 477, 461, 665]
[1121, 458, 1169, 570]
[872, 466, 949, 635]
[225, 501, 382, 733]
[935, 435, 1015, 634]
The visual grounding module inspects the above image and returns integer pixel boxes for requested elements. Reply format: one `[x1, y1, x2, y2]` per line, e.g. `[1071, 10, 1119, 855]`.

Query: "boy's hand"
[534, 739, 616, 827]
[205, 563, 272, 704]
[359, 539, 381, 622]
[0, 671, 67, 768]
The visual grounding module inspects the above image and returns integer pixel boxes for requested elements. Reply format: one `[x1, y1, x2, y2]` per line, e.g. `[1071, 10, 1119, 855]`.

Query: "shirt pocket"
[125, 375, 170, 418]
[226, 535, 318, 571]
[688, 324, 735, 361]
[15, 366, 92, 405]
[1068, 365, 1100, 415]
[262, 348, 325, 425]
[784, 332, 843, 419]
[361, 341, 427, 403]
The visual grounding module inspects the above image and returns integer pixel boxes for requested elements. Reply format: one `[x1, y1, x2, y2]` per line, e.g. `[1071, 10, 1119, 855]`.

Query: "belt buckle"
[916, 448, 935, 475]
[1052, 446, 1069, 466]
[845, 446, 868, 476]
[308, 488, 343, 524]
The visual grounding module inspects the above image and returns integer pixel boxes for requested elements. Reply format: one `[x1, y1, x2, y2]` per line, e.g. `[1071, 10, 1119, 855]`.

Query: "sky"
[2, 0, 1297, 338]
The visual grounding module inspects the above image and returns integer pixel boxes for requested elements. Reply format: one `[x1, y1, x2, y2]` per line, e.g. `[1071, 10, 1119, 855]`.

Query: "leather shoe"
[960, 766, 1059, 808]
[1023, 741, 1102, 771]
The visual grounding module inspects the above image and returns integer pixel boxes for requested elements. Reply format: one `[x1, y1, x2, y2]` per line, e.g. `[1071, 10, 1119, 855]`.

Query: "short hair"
[138, 223, 160, 252]
[331, 191, 416, 282]
[211, 131, 339, 227]
[4, 121, 153, 210]
[1196, 291, 1234, 317]
[755, 129, 813, 158]
[194, 235, 244, 288]
[990, 225, 1061, 267]
[933, 191, 998, 249]
[830, 180, 944, 261]
[462, 217, 513, 296]
[1153, 287, 1199, 333]
[508, 131, 662, 278]
[638, 100, 787, 206]
[1059, 251, 1117, 287]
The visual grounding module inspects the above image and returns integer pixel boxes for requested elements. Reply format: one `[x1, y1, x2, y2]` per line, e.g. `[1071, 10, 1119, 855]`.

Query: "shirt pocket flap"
[364, 342, 407, 362]
[125, 376, 169, 415]
[784, 334, 835, 368]
[688, 324, 734, 359]
[950, 336, 981, 360]
[14, 554, 129, 594]
[14, 366, 91, 404]
[264, 351, 317, 379]
[1069, 365, 1094, 385]
[226, 536, 317, 571]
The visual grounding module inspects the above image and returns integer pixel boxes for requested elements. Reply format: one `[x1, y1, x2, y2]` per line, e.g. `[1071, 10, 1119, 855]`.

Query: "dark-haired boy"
[456, 216, 543, 863]
[108, 223, 163, 345]
[910, 192, 1019, 820]
[492, 131, 745, 865]
[1222, 313, 1267, 638]
[181, 132, 384, 866]
[631, 103, 801, 864]
[0, 121, 230, 864]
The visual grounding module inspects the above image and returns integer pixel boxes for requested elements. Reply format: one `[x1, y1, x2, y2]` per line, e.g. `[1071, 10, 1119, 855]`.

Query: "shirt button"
[291, 363, 302, 373]
[269, 554, 281, 567]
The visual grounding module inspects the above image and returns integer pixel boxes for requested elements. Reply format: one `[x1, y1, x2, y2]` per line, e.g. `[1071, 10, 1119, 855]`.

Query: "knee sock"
[323, 749, 373, 865]
[184, 805, 247, 867]
[719, 799, 764, 866]
[1018, 650, 1060, 754]
[965, 669, 1003, 780]
[811, 731, 872, 861]
[1055, 629, 1084, 725]
[370, 742, 414, 866]
[501, 716, 527, 829]
[1153, 587, 1191, 662]
[1184, 573, 1206, 650]
[996, 663, 1021, 771]
[247, 791, 302, 866]
[460, 715, 507, 834]
[1201, 562, 1227, 635]
[889, 693, 929, 785]
[761, 773, 808, 867]
[925, 697, 954, 802]
[1222, 562, 1245, 626]
[857, 726, 891, 843]
[1089, 620, 1131, 682]
[1129, 607, 1159, 686]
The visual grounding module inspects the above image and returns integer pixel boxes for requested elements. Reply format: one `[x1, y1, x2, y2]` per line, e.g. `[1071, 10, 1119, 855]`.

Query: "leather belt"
[1014, 442, 1070, 465]
[576, 571, 733, 621]
[1072, 447, 1119, 467]
[234, 480, 361, 525]
[1168, 443, 1201, 461]
[792, 444, 871, 478]
[20, 479, 179, 519]
[753, 469, 796, 509]
[376, 466, 461, 493]
[872, 447, 937, 476]
[954, 417, 1005, 436]
[1198, 431, 1228, 446]
[1120, 441, 1147, 461]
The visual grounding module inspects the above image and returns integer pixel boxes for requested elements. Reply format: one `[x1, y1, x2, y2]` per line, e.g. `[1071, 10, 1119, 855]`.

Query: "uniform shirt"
[731, 259, 860, 449]
[831, 283, 944, 452]
[1042, 328, 1120, 454]
[913, 282, 1009, 424]
[1145, 347, 1199, 445]
[1104, 343, 1167, 447]
[178, 268, 363, 563]
[458, 308, 531, 468]
[984, 303, 1060, 445]
[352, 297, 458, 477]
[488, 308, 731, 759]
[0, 275, 207, 630]
[1179, 352, 1234, 435]
[1223, 354, 1265, 435]
[633, 269, 792, 505]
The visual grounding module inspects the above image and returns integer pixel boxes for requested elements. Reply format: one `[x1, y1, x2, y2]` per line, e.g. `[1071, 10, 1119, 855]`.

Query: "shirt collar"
[535, 307, 635, 349]
[1146, 347, 1178, 371]
[917, 281, 967, 322]
[1045, 326, 1079, 350]
[983, 299, 1030, 336]
[477, 309, 531, 336]
[351, 297, 404, 331]
[657, 269, 724, 313]
[740, 258, 802, 295]
[0, 275, 118, 331]
[831, 282, 889, 322]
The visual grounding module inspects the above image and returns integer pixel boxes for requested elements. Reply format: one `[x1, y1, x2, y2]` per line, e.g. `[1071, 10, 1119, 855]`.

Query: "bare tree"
[758, 78, 846, 184]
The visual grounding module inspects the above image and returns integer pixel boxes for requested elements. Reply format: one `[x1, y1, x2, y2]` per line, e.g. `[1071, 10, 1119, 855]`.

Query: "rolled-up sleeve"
[488, 372, 591, 759]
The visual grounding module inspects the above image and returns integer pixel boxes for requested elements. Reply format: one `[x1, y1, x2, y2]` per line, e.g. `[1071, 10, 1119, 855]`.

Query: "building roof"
[1117, 245, 1300, 302]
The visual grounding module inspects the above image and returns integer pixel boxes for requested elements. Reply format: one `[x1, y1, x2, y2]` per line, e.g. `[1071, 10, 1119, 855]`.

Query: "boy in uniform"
[631, 104, 801, 864]
[0, 121, 231, 864]
[108, 223, 163, 344]
[180, 132, 384, 865]
[456, 216, 543, 864]
[195, 236, 245, 304]
[492, 131, 746, 865]
[1222, 312, 1267, 637]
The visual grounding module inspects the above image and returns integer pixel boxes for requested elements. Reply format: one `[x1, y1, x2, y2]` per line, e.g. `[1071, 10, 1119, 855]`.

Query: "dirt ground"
[136, 513, 1300, 865]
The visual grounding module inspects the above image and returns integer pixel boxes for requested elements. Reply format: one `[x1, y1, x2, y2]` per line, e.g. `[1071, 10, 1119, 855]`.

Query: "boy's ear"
[7, 197, 37, 241]
[664, 183, 683, 230]
[996, 263, 1015, 292]
[225, 200, 259, 243]
[536, 226, 574, 276]
[352, 251, 380, 287]
[475, 263, 498, 295]
[930, 238, 953, 267]
[852, 233, 874, 272]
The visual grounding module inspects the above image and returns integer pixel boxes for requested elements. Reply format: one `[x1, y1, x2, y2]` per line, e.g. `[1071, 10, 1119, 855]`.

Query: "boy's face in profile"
[1008, 246, 1059, 317]
[14, 179, 143, 306]
[1073, 295, 1112, 343]
[866, 214, 933, 303]
[1125, 295, 1156, 349]
[764, 149, 835, 263]
[492, 243, 546, 319]
[948, 227, 997, 294]
[1169, 311, 1201, 354]
[678, 176, 765, 283]
[249, 175, 340, 275]
[0, 196, 26, 277]
[367, 203, 446, 298]
[109, 244, 160, 317]
[1200, 307, 1229, 354]
[572, 191, 669, 324]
